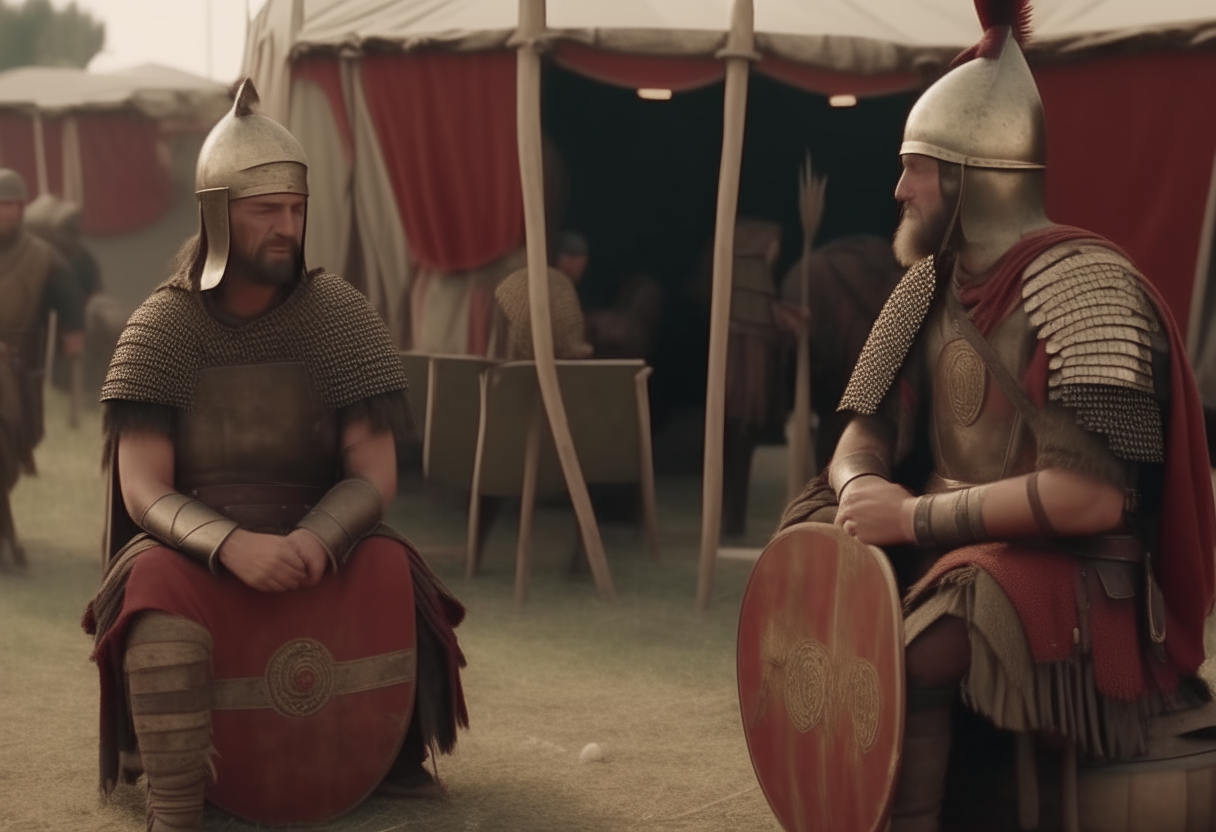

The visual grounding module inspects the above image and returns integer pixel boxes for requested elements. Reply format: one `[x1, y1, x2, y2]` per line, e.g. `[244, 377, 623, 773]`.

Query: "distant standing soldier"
[0, 169, 85, 570]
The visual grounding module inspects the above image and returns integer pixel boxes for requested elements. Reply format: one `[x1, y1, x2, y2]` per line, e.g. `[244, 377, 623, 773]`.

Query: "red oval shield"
[205, 537, 417, 825]
[737, 522, 904, 832]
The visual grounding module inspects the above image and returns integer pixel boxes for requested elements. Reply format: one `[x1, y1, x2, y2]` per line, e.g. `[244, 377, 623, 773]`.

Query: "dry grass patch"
[0, 393, 780, 832]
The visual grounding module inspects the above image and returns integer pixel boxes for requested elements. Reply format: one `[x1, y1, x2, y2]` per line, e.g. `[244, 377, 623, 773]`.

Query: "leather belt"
[188, 483, 329, 535]
[1069, 535, 1146, 565]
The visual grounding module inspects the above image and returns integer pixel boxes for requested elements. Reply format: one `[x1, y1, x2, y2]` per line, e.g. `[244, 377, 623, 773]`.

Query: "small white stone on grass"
[579, 742, 605, 763]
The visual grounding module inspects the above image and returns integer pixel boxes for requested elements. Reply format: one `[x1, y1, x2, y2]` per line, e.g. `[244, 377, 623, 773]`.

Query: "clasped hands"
[217, 528, 331, 593]
[834, 475, 918, 546]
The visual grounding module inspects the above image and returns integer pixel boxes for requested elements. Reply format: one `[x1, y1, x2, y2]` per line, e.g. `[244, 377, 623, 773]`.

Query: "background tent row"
[0, 64, 229, 237]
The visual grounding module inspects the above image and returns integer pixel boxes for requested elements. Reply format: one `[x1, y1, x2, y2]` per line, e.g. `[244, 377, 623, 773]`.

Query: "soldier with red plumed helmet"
[748, 1, 1216, 829]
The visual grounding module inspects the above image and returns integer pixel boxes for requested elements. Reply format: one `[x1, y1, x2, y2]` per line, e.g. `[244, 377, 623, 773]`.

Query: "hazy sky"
[53, 0, 271, 82]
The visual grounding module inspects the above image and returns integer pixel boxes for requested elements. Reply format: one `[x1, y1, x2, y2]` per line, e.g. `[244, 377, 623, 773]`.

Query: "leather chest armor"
[924, 291, 1040, 485]
[175, 362, 340, 533]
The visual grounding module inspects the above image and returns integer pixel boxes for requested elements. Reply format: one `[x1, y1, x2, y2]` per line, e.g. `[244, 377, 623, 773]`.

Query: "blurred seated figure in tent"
[585, 249, 664, 362]
[716, 218, 803, 537]
[82, 81, 467, 831]
[24, 193, 125, 412]
[779, 233, 903, 468]
[553, 229, 589, 286]
[495, 259, 594, 360]
[0, 169, 85, 571]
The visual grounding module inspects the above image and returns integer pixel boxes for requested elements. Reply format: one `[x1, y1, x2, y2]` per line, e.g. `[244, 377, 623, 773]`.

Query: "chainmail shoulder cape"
[838, 243, 1164, 463]
[101, 268, 407, 412]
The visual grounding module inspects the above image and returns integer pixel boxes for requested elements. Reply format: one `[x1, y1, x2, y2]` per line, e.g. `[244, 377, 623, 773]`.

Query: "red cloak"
[915, 225, 1215, 699]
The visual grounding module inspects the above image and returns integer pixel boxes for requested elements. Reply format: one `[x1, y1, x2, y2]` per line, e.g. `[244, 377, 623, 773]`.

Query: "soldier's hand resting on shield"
[835, 475, 917, 546]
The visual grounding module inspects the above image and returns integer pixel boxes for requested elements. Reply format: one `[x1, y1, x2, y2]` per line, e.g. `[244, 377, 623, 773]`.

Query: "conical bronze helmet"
[901, 1, 1049, 266]
[194, 79, 309, 290]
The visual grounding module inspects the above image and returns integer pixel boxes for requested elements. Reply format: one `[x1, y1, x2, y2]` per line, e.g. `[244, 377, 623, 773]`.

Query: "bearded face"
[892, 198, 951, 267]
[226, 193, 306, 287]
[229, 233, 302, 287]
[892, 154, 954, 267]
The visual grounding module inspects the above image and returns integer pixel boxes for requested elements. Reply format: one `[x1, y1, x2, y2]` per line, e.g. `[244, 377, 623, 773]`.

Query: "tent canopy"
[0, 64, 229, 235]
[0, 64, 228, 126]
[282, 0, 1216, 67]
[247, 0, 1216, 346]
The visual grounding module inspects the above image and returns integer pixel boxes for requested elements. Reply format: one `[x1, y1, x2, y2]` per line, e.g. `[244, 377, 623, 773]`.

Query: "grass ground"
[0, 392, 785, 832]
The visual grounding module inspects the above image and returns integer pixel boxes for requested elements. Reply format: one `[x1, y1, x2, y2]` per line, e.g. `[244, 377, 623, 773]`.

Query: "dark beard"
[231, 237, 302, 287]
[892, 202, 951, 267]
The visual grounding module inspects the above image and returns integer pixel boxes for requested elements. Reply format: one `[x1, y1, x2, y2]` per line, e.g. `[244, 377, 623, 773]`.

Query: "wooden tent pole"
[514, 0, 614, 597]
[1185, 148, 1216, 358]
[696, 0, 757, 611]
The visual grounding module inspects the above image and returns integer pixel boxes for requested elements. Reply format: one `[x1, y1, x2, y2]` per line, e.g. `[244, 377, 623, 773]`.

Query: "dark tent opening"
[542, 62, 914, 449]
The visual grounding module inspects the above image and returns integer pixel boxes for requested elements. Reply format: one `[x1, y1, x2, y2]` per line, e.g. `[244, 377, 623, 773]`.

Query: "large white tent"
[244, 0, 1216, 604]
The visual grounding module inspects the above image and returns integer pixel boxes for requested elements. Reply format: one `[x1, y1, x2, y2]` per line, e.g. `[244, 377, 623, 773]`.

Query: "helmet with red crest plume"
[900, 0, 1050, 270]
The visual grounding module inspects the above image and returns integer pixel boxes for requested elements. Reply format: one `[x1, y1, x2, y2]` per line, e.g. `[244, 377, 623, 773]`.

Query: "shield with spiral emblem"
[738, 522, 904, 832]
[204, 538, 417, 824]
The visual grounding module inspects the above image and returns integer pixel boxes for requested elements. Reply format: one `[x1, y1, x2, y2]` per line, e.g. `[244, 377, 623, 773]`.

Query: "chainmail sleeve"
[838, 255, 940, 416]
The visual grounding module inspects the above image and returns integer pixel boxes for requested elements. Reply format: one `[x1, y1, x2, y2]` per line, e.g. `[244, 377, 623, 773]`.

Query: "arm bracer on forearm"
[912, 485, 992, 549]
[828, 452, 892, 498]
[295, 477, 384, 571]
[140, 492, 239, 573]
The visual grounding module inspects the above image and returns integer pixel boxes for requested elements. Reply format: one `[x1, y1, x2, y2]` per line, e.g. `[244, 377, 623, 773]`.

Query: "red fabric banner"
[1037, 51, 1216, 340]
[553, 42, 725, 92]
[75, 113, 171, 235]
[0, 110, 37, 193]
[360, 51, 524, 273]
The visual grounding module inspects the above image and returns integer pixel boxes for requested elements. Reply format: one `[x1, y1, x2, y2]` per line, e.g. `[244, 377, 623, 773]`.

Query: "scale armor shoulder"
[1022, 243, 1164, 463]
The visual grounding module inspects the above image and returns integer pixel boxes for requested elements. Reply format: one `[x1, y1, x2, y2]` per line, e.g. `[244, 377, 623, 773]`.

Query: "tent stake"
[696, 0, 757, 610]
[514, 0, 614, 597]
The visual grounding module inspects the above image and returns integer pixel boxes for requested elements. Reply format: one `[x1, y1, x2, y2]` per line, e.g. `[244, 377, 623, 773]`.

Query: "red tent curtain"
[75, 112, 171, 235]
[1038, 51, 1216, 338]
[360, 51, 523, 272]
[552, 42, 725, 91]
[0, 109, 169, 235]
[0, 112, 61, 195]
[293, 57, 353, 161]
[0, 110, 37, 193]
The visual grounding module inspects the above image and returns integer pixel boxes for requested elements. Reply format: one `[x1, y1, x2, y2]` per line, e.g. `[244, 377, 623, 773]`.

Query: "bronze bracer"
[140, 492, 239, 573]
[912, 485, 991, 549]
[829, 452, 892, 499]
[295, 477, 383, 571]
